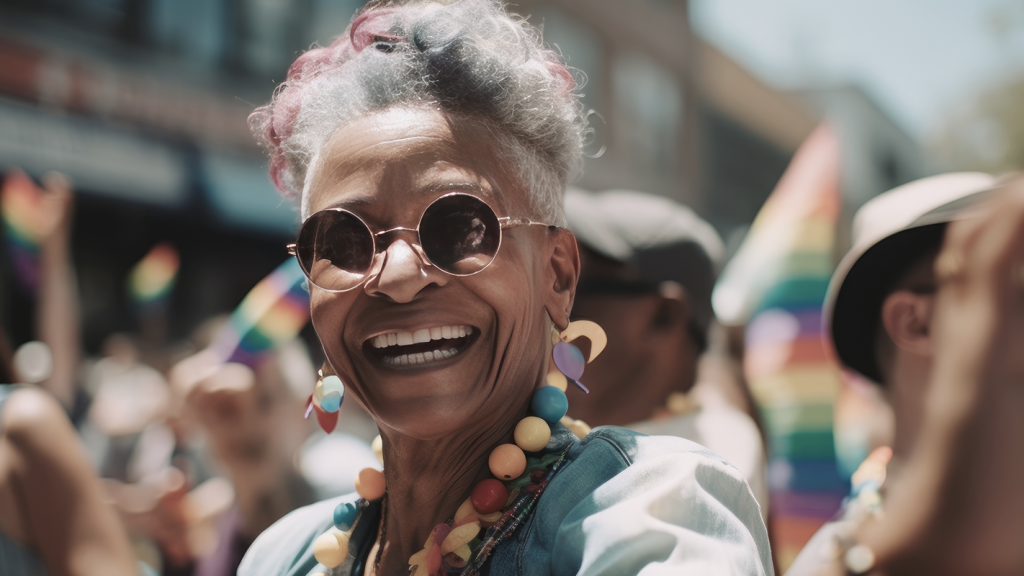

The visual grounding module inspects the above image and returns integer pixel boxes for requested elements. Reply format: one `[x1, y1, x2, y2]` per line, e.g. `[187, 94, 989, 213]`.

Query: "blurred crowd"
[4, 163, 1024, 575]
[0, 170, 381, 575]
[1, 60, 1023, 576]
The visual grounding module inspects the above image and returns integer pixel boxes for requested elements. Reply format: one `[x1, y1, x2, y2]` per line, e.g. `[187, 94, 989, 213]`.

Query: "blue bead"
[320, 392, 343, 413]
[531, 386, 568, 423]
[320, 375, 345, 413]
[333, 501, 359, 531]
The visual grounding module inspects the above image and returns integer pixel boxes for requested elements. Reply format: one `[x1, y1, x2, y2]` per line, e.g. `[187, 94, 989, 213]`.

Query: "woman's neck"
[371, 395, 530, 575]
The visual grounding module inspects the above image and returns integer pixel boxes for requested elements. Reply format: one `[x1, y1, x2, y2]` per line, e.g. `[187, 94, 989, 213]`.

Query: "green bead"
[531, 386, 568, 423]
[333, 501, 358, 531]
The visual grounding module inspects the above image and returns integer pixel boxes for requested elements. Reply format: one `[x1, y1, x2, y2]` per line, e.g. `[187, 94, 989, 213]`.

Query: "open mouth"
[364, 325, 476, 368]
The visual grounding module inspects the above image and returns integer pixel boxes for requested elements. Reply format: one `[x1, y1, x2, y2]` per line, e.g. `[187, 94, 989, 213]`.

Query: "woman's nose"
[363, 238, 448, 303]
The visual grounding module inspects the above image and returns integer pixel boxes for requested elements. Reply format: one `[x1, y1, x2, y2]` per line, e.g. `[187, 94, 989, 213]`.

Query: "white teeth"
[369, 325, 473, 349]
[371, 325, 473, 367]
[383, 346, 460, 367]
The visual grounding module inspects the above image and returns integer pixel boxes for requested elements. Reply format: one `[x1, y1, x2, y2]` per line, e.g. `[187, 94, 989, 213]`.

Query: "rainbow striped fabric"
[713, 124, 848, 569]
[1, 170, 46, 291]
[213, 258, 311, 367]
[128, 243, 180, 310]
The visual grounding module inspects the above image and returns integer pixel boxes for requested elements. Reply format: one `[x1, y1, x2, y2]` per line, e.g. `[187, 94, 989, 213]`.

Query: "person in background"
[784, 172, 998, 576]
[563, 187, 770, 518]
[841, 172, 1024, 575]
[28, 172, 82, 417]
[165, 334, 352, 576]
[0, 172, 143, 575]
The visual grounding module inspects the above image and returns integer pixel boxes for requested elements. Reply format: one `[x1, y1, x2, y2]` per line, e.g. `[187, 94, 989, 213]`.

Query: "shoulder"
[629, 408, 766, 485]
[567, 424, 734, 473]
[510, 426, 772, 575]
[239, 494, 355, 576]
[559, 425, 757, 511]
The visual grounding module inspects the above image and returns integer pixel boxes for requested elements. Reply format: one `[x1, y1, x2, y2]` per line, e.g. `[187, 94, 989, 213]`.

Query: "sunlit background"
[0, 0, 1021, 570]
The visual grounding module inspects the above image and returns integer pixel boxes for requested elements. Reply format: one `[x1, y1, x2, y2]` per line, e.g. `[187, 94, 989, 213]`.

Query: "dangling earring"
[550, 320, 607, 394]
[304, 364, 345, 434]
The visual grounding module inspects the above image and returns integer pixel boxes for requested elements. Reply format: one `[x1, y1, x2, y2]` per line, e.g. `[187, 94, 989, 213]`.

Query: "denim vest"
[239, 425, 774, 576]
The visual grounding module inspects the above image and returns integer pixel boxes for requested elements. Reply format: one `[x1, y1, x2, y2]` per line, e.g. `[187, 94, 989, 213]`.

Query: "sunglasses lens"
[420, 194, 501, 275]
[296, 210, 374, 291]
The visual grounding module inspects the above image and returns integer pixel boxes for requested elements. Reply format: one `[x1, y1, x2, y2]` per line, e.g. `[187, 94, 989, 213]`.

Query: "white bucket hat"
[824, 172, 998, 383]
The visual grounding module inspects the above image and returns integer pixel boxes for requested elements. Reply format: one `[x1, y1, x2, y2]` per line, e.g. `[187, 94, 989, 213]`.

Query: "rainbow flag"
[1, 170, 46, 291]
[212, 258, 311, 367]
[713, 124, 848, 569]
[128, 243, 180, 310]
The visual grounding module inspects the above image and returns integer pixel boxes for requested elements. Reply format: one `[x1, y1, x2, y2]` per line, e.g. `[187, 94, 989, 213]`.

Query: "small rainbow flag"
[128, 243, 180, 309]
[212, 258, 311, 367]
[2, 170, 46, 291]
[713, 124, 848, 570]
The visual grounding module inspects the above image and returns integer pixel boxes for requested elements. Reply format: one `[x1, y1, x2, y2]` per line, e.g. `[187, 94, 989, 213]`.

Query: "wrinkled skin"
[303, 106, 579, 574]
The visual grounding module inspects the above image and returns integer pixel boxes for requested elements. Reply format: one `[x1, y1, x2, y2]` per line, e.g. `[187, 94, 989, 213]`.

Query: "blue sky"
[691, 0, 1024, 140]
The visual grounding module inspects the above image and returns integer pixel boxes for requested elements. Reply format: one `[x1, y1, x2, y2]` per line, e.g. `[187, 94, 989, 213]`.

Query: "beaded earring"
[304, 366, 345, 434]
[310, 320, 607, 574]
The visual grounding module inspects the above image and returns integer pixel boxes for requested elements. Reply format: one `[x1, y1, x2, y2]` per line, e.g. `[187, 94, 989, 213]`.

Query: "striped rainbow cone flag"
[713, 124, 848, 569]
[212, 257, 311, 368]
[128, 243, 180, 312]
[1, 170, 46, 291]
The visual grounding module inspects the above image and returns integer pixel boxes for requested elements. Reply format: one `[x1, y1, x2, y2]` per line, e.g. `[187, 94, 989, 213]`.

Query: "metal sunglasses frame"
[286, 191, 558, 292]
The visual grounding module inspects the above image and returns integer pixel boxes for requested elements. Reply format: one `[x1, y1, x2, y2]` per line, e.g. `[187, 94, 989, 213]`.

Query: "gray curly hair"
[249, 0, 588, 225]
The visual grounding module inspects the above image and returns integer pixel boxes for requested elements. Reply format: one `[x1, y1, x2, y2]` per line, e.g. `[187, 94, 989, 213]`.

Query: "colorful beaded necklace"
[302, 321, 606, 576]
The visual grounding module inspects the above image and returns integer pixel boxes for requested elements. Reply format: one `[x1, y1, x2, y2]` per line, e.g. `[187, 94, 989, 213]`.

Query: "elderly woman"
[239, 1, 771, 575]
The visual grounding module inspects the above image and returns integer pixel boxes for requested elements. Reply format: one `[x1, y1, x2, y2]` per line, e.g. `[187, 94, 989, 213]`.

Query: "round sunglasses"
[287, 192, 557, 292]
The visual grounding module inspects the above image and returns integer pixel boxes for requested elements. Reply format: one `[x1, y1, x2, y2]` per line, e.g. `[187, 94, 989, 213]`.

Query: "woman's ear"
[543, 230, 580, 332]
[881, 290, 936, 357]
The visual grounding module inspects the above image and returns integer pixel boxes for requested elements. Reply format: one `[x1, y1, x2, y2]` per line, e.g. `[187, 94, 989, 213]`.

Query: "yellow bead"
[514, 416, 551, 452]
[560, 415, 592, 439]
[545, 369, 567, 391]
[313, 530, 349, 568]
[488, 443, 526, 480]
[371, 435, 384, 465]
[354, 467, 386, 500]
[312, 378, 324, 405]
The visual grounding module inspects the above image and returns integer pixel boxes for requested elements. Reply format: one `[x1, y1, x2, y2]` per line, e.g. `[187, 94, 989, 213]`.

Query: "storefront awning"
[0, 98, 188, 206]
[200, 150, 300, 237]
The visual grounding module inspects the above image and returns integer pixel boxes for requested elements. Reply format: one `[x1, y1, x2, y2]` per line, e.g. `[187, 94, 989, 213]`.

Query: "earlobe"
[881, 291, 935, 356]
[543, 230, 580, 332]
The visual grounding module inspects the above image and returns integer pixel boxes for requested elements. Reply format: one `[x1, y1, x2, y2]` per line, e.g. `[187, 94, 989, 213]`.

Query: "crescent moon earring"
[550, 320, 608, 394]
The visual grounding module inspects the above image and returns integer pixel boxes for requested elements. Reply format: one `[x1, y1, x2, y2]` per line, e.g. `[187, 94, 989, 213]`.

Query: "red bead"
[471, 479, 508, 515]
[427, 544, 442, 574]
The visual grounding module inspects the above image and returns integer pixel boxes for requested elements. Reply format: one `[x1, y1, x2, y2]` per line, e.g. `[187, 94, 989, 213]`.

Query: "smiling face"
[304, 107, 579, 440]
